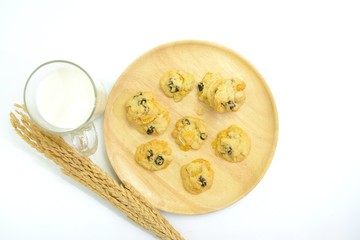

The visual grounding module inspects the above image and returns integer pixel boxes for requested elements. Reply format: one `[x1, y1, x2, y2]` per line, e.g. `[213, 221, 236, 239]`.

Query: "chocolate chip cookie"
[160, 70, 195, 102]
[180, 159, 214, 194]
[212, 125, 251, 162]
[197, 72, 246, 113]
[126, 92, 170, 135]
[135, 139, 172, 171]
[171, 116, 207, 151]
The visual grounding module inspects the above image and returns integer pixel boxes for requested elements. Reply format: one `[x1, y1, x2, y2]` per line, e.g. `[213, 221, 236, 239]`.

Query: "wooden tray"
[104, 40, 278, 214]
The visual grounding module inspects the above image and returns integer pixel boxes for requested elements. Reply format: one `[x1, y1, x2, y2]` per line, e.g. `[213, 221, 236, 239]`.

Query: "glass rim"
[23, 60, 98, 134]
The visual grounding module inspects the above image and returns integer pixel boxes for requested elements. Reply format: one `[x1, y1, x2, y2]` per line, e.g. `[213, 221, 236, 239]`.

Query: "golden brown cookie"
[197, 72, 223, 104]
[212, 125, 251, 162]
[197, 72, 246, 113]
[171, 116, 207, 151]
[180, 159, 214, 194]
[212, 78, 246, 112]
[125, 92, 170, 135]
[126, 92, 159, 125]
[135, 139, 172, 171]
[135, 108, 170, 135]
[160, 70, 195, 102]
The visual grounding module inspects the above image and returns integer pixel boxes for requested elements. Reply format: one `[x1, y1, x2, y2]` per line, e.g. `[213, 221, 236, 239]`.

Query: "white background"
[1, 0, 360, 239]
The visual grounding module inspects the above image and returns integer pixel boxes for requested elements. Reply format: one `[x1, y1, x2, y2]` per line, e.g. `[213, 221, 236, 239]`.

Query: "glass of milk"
[23, 60, 107, 156]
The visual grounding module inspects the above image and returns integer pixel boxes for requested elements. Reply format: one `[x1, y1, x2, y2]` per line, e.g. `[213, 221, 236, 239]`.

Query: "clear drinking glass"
[23, 60, 107, 156]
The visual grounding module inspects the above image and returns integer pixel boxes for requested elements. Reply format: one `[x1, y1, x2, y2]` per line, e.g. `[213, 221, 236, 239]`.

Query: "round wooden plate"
[104, 40, 278, 214]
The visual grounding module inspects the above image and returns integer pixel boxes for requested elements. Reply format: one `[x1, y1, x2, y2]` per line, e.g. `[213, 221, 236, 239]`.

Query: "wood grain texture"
[104, 40, 278, 214]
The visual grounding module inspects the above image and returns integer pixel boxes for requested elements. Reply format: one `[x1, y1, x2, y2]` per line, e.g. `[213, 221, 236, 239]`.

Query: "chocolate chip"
[170, 86, 180, 93]
[168, 78, 180, 93]
[154, 155, 164, 165]
[198, 82, 204, 91]
[228, 101, 236, 110]
[200, 132, 207, 140]
[133, 92, 143, 98]
[146, 126, 155, 135]
[146, 149, 154, 161]
[225, 145, 233, 155]
[138, 98, 147, 105]
[221, 101, 237, 111]
[138, 98, 149, 112]
[199, 175, 207, 187]
[182, 118, 191, 125]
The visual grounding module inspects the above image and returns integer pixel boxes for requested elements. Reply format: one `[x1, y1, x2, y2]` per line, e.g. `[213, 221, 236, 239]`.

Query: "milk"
[36, 67, 95, 129]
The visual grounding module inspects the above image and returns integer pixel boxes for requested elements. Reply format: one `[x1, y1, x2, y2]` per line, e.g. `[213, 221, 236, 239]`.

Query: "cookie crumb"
[196, 107, 205, 116]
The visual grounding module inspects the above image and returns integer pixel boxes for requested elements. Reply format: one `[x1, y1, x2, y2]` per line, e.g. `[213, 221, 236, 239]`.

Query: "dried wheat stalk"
[10, 104, 184, 240]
